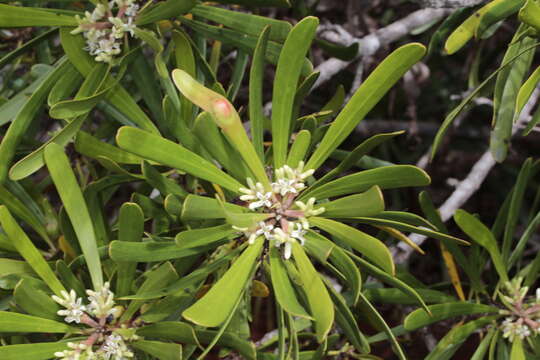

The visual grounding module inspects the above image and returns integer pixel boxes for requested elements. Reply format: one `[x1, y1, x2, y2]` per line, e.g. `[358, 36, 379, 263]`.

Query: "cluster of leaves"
[1, 0, 540, 359]
[428, 0, 540, 162]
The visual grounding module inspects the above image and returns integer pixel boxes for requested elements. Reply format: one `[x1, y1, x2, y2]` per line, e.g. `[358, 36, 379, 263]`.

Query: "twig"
[418, 0, 488, 8]
[392, 87, 540, 263]
[313, 8, 451, 90]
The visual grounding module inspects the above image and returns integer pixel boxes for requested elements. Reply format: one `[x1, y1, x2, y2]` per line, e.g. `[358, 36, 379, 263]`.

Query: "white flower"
[249, 191, 273, 210]
[290, 222, 307, 245]
[86, 282, 116, 318]
[52, 290, 87, 324]
[295, 197, 325, 217]
[100, 334, 134, 360]
[255, 222, 274, 241]
[501, 317, 532, 341]
[124, 3, 139, 17]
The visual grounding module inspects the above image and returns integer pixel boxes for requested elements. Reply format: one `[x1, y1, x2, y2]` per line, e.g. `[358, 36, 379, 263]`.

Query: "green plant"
[400, 158, 540, 359]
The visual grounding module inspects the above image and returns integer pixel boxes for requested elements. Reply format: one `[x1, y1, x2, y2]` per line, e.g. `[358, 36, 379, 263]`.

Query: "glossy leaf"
[0, 206, 65, 296]
[0, 311, 73, 333]
[310, 217, 395, 274]
[181, 195, 247, 221]
[44, 143, 103, 289]
[116, 126, 243, 192]
[301, 165, 430, 200]
[176, 224, 235, 247]
[269, 247, 312, 319]
[404, 302, 499, 331]
[183, 238, 263, 327]
[454, 209, 508, 282]
[135, 0, 195, 25]
[272, 17, 319, 168]
[14, 278, 60, 320]
[0, 5, 77, 26]
[132, 340, 182, 360]
[319, 186, 385, 218]
[0, 341, 76, 360]
[306, 43, 426, 170]
[172, 70, 270, 189]
[292, 242, 334, 342]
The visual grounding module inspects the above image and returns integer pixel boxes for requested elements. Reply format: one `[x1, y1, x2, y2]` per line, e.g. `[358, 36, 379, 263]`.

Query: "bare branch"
[419, 0, 487, 8]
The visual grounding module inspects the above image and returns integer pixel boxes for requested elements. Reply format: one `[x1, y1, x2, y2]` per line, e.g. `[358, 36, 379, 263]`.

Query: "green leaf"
[327, 284, 370, 353]
[292, 242, 334, 343]
[122, 262, 178, 322]
[310, 217, 394, 275]
[135, 0, 195, 25]
[269, 247, 312, 319]
[181, 195, 247, 221]
[0, 5, 77, 27]
[510, 337, 526, 360]
[132, 340, 182, 360]
[0, 206, 65, 296]
[141, 161, 188, 198]
[287, 130, 311, 167]
[171, 69, 270, 189]
[9, 63, 110, 181]
[272, 16, 319, 168]
[191, 4, 292, 42]
[0, 57, 70, 183]
[115, 203, 144, 297]
[363, 287, 456, 305]
[515, 66, 540, 121]
[209, 0, 289, 6]
[0, 185, 51, 246]
[0, 341, 77, 360]
[519, 0, 540, 31]
[0, 28, 58, 69]
[109, 238, 227, 262]
[357, 292, 407, 360]
[14, 278, 60, 320]
[306, 43, 426, 170]
[0, 259, 34, 277]
[59, 28, 160, 134]
[300, 165, 430, 200]
[425, 316, 500, 360]
[249, 26, 271, 161]
[183, 237, 263, 327]
[75, 131, 143, 164]
[490, 35, 535, 162]
[404, 302, 499, 331]
[475, 1, 525, 38]
[454, 210, 508, 282]
[176, 224, 235, 247]
[116, 126, 243, 193]
[319, 185, 385, 218]
[310, 131, 404, 189]
[0, 311, 73, 333]
[44, 143, 103, 289]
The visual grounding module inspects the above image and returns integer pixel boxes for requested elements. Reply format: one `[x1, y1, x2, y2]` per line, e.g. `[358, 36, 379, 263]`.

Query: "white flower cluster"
[71, 0, 139, 63]
[498, 278, 540, 342]
[501, 317, 532, 342]
[52, 283, 135, 360]
[236, 162, 325, 259]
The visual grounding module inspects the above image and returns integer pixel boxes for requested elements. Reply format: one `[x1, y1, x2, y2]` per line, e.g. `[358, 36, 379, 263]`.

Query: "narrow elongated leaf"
[135, 0, 195, 25]
[319, 186, 384, 218]
[0, 311, 73, 333]
[300, 165, 430, 200]
[249, 26, 270, 161]
[176, 224, 235, 246]
[310, 217, 394, 275]
[0, 5, 77, 26]
[132, 340, 181, 360]
[0, 259, 33, 277]
[181, 195, 247, 221]
[287, 130, 311, 167]
[0, 341, 77, 360]
[272, 17, 319, 168]
[306, 43, 426, 170]
[510, 337, 526, 360]
[292, 242, 334, 342]
[116, 126, 243, 192]
[269, 247, 312, 319]
[404, 302, 499, 331]
[515, 65, 540, 120]
[172, 70, 270, 189]
[44, 143, 103, 289]
[115, 203, 144, 297]
[14, 278, 61, 320]
[191, 4, 292, 42]
[0, 206, 65, 296]
[519, 0, 540, 31]
[0, 57, 69, 183]
[183, 238, 263, 327]
[454, 210, 508, 282]
[425, 316, 500, 360]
